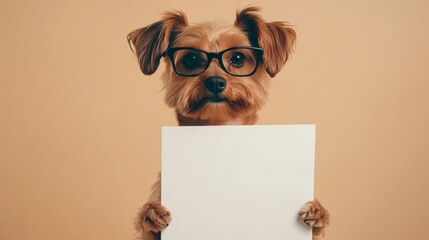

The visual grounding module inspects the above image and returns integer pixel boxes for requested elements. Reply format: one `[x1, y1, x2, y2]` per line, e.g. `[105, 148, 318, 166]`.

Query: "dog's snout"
[204, 77, 226, 94]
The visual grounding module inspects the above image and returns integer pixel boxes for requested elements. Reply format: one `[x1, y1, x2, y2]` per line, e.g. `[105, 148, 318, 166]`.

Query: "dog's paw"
[135, 201, 171, 233]
[299, 199, 330, 237]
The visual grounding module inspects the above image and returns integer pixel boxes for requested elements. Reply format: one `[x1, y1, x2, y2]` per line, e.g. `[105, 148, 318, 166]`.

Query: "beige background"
[1, 0, 428, 239]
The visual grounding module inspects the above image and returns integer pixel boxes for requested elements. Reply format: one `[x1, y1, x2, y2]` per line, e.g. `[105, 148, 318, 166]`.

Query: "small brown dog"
[128, 6, 329, 240]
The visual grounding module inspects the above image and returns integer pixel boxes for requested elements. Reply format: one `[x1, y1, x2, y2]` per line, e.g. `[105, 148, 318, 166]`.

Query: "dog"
[127, 6, 330, 240]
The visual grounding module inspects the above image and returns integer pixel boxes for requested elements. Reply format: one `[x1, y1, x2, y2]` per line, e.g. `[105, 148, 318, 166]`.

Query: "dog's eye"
[229, 52, 245, 67]
[182, 52, 202, 70]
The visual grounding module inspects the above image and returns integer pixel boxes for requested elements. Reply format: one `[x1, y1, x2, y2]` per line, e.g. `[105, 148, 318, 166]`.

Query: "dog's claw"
[304, 219, 316, 227]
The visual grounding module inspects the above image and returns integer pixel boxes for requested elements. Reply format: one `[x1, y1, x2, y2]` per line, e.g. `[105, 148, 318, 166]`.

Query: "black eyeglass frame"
[161, 46, 264, 77]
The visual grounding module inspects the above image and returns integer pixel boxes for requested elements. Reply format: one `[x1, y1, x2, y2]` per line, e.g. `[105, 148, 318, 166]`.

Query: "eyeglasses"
[161, 46, 264, 77]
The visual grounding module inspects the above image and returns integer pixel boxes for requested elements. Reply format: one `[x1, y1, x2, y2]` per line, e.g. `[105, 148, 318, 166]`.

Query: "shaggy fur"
[128, 6, 329, 240]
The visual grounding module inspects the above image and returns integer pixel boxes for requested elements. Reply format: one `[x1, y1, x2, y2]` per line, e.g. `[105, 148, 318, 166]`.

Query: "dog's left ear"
[127, 11, 188, 75]
[235, 7, 296, 77]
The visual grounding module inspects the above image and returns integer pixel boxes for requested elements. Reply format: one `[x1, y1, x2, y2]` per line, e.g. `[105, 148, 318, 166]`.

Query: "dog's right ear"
[127, 11, 188, 75]
[235, 6, 296, 78]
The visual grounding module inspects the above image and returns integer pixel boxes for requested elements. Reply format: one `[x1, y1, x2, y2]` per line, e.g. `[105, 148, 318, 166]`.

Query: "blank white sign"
[162, 125, 315, 240]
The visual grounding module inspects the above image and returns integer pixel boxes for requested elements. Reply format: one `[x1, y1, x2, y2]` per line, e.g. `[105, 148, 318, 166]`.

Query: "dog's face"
[128, 7, 296, 125]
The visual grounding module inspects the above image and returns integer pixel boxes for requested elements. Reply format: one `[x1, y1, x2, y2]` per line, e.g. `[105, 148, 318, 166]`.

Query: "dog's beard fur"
[166, 73, 268, 125]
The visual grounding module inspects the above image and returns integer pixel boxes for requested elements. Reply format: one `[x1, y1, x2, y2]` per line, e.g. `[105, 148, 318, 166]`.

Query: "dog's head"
[128, 7, 296, 125]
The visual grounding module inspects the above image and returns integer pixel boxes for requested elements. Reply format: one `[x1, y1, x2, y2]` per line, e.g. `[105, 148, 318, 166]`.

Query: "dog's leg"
[299, 199, 330, 238]
[136, 173, 171, 240]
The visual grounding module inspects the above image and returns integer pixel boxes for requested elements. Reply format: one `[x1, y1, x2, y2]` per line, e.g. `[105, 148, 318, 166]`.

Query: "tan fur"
[128, 6, 329, 240]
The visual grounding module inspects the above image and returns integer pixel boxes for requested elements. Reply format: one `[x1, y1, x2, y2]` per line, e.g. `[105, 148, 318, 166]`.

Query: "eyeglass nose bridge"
[205, 52, 224, 70]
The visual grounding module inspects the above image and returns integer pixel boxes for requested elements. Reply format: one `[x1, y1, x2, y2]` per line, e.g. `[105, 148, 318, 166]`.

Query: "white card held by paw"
[162, 125, 315, 240]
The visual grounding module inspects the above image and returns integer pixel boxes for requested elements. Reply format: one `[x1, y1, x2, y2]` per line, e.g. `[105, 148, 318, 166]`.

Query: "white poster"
[162, 125, 315, 240]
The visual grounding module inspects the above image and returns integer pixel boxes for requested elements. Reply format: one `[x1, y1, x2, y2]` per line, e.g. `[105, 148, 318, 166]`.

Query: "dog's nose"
[204, 77, 226, 94]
